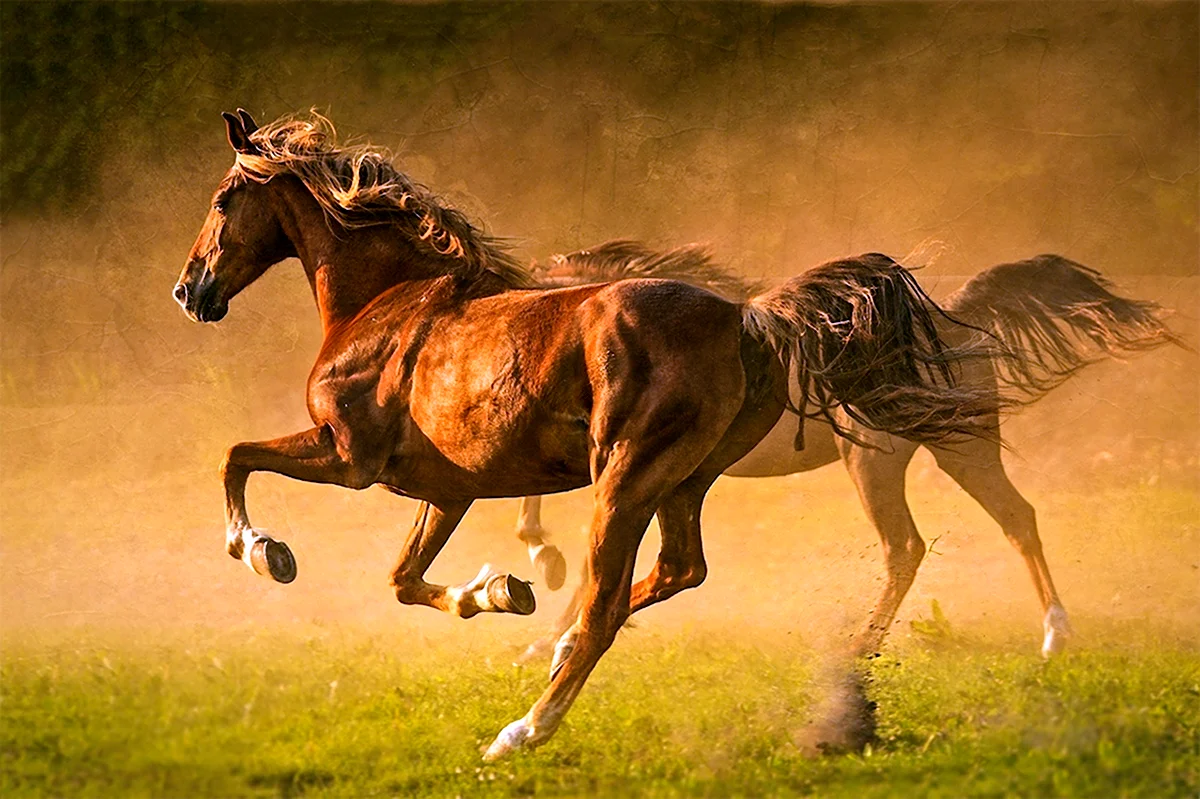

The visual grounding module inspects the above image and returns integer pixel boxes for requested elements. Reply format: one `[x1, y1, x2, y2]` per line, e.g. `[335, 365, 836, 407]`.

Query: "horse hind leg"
[628, 478, 710, 615]
[515, 495, 568, 591]
[542, 478, 711, 682]
[841, 437, 924, 658]
[486, 385, 741, 758]
[931, 441, 1071, 658]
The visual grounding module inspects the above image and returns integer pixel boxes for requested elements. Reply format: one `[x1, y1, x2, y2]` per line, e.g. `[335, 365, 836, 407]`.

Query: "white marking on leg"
[235, 528, 263, 571]
[445, 563, 493, 616]
[1042, 604, 1072, 658]
[549, 626, 578, 683]
[527, 542, 547, 570]
[483, 716, 535, 761]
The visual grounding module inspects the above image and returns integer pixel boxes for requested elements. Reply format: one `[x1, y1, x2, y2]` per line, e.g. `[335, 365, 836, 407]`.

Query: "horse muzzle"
[173, 266, 228, 323]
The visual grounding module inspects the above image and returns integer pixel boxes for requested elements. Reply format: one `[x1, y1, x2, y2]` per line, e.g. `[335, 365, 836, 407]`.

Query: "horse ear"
[236, 108, 259, 135]
[222, 111, 258, 155]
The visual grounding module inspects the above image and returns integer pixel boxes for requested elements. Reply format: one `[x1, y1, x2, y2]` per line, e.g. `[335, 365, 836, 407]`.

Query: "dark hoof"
[489, 574, 536, 615]
[534, 545, 568, 591]
[249, 538, 297, 584]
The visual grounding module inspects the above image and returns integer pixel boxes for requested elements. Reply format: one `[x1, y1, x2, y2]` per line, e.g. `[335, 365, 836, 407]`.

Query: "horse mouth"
[180, 284, 228, 323]
[194, 300, 229, 323]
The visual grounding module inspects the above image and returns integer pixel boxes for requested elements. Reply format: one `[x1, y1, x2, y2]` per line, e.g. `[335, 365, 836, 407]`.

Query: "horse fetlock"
[483, 716, 542, 761]
[449, 564, 536, 618]
[225, 531, 245, 560]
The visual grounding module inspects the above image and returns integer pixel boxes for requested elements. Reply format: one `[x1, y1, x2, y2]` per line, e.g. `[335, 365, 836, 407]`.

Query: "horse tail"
[942, 254, 1182, 401]
[741, 253, 1001, 447]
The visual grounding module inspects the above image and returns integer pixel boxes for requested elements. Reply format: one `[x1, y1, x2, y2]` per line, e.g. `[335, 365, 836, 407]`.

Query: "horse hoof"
[249, 538, 297, 584]
[488, 574, 536, 615]
[534, 544, 568, 591]
[483, 718, 534, 761]
[1041, 605, 1072, 659]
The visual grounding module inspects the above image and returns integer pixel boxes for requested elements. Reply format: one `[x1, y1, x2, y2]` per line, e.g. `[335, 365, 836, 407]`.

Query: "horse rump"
[741, 252, 999, 447]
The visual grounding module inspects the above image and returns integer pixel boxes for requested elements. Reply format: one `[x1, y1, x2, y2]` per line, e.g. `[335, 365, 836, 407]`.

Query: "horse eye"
[213, 199, 227, 213]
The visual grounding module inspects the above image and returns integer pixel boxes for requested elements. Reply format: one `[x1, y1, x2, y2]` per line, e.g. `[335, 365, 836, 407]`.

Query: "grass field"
[3, 628, 1198, 797]
[2, 454, 1199, 797]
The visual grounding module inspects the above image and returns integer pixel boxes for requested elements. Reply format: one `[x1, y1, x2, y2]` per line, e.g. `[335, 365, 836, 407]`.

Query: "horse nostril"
[173, 283, 189, 304]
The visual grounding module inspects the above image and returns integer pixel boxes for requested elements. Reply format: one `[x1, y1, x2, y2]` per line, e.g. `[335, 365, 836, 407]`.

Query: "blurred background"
[1, 2, 1196, 650]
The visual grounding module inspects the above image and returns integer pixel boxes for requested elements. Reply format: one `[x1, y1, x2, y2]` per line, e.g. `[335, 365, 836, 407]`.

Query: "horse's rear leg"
[487, 405, 738, 756]
[515, 496, 568, 591]
[486, 496, 652, 760]
[517, 476, 708, 667]
[538, 479, 711, 679]
[931, 442, 1071, 657]
[628, 478, 710, 614]
[841, 437, 924, 658]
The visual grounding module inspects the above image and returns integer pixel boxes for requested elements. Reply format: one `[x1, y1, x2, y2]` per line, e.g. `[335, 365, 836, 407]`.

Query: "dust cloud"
[2, 2, 1197, 672]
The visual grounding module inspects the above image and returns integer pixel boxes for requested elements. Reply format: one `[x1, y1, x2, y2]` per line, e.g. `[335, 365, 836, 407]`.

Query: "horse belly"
[724, 414, 840, 477]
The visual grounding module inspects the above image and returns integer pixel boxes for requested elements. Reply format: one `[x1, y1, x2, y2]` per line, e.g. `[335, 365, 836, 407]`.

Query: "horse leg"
[516, 496, 568, 591]
[515, 561, 586, 665]
[931, 440, 1071, 657]
[221, 425, 389, 583]
[518, 475, 708, 669]
[486, 490, 652, 760]
[486, 396, 740, 757]
[538, 480, 712, 681]
[840, 436, 924, 659]
[628, 478, 711, 614]
[391, 502, 536, 618]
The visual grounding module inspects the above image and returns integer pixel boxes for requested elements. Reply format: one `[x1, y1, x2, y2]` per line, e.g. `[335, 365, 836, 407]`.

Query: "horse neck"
[270, 177, 467, 331]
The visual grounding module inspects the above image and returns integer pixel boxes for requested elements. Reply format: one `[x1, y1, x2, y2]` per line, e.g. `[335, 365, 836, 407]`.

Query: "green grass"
[3, 630, 1197, 798]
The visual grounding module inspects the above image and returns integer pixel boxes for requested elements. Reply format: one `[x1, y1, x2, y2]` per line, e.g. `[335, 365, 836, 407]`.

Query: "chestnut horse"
[507, 243, 1178, 663]
[176, 111, 1001, 759]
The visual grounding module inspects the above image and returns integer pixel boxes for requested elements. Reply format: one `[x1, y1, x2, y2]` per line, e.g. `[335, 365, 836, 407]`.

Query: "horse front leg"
[392, 502, 536, 618]
[222, 425, 385, 582]
[515, 496, 568, 591]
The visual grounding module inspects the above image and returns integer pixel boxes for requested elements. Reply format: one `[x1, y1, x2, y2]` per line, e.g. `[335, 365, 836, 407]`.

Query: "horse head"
[174, 110, 296, 322]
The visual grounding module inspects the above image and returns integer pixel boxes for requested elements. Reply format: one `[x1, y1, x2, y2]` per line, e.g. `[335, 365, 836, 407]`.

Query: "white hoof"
[1041, 605, 1072, 659]
[483, 718, 535, 761]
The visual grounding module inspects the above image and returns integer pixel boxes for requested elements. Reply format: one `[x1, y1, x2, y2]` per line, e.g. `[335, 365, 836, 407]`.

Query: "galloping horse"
[507, 243, 1178, 663]
[175, 111, 1001, 759]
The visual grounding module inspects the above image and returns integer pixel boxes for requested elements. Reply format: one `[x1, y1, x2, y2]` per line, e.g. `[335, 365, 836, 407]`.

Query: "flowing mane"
[232, 112, 531, 287]
[534, 240, 763, 300]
